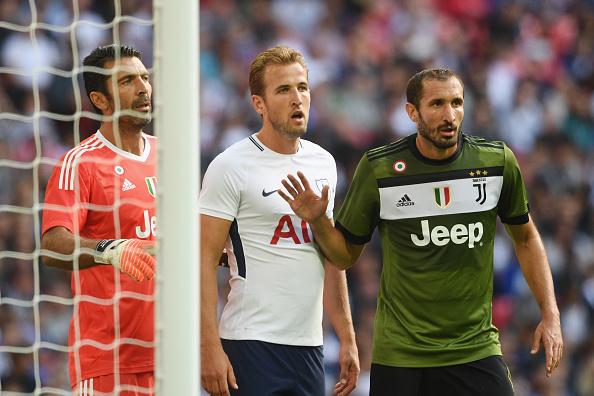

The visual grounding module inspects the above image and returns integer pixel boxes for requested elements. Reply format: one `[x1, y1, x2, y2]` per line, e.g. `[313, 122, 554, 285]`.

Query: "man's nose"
[289, 88, 302, 106]
[443, 104, 456, 123]
[136, 77, 150, 94]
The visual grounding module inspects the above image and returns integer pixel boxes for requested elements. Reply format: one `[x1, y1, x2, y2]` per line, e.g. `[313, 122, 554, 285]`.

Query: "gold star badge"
[469, 171, 475, 177]
[482, 170, 488, 176]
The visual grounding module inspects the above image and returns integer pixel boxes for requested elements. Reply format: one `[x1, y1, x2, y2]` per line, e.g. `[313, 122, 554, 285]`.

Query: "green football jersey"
[336, 133, 529, 367]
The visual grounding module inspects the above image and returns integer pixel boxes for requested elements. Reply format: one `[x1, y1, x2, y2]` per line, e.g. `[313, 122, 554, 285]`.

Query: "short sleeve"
[497, 144, 529, 224]
[335, 155, 380, 244]
[42, 157, 91, 236]
[199, 154, 242, 221]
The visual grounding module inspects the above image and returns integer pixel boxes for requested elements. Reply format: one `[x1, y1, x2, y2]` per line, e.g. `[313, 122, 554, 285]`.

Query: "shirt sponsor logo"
[270, 215, 312, 245]
[410, 219, 484, 248]
[136, 209, 157, 238]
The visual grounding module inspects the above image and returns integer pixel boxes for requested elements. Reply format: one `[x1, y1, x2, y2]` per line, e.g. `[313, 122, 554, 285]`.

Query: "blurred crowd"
[1, 0, 594, 395]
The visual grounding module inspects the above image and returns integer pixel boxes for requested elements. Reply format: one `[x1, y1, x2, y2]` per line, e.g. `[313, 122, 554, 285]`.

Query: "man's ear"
[251, 95, 265, 117]
[89, 91, 111, 113]
[405, 102, 418, 123]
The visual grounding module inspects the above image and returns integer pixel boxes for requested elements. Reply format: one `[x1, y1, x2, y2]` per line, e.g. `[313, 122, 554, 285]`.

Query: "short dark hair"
[249, 45, 308, 97]
[406, 69, 464, 108]
[82, 44, 142, 112]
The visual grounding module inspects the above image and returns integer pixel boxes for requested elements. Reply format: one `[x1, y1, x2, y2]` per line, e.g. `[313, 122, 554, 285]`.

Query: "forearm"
[199, 215, 232, 350]
[514, 231, 559, 318]
[324, 264, 356, 344]
[200, 259, 223, 350]
[41, 227, 102, 270]
[311, 216, 359, 270]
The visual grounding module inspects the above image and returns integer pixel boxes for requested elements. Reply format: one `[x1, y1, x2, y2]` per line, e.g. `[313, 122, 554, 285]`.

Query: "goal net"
[0, 1, 198, 394]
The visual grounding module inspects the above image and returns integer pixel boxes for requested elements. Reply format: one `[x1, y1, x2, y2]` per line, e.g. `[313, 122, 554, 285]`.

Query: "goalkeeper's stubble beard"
[119, 111, 152, 130]
[108, 94, 152, 131]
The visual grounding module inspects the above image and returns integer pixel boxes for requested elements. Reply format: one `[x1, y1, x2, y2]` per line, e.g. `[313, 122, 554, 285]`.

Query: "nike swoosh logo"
[262, 189, 277, 197]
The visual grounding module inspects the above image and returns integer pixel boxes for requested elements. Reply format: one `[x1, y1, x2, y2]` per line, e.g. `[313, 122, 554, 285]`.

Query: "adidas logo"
[396, 194, 414, 207]
[122, 178, 136, 191]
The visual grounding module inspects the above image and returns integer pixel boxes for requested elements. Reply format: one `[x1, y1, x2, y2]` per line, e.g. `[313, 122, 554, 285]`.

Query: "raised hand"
[278, 171, 328, 223]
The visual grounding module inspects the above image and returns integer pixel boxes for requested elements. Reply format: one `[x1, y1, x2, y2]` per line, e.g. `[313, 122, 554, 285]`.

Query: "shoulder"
[300, 139, 336, 163]
[52, 133, 106, 190]
[365, 135, 409, 162]
[462, 133, 506, 151]
[222, 136, 262, 159]
[462, 133, 514, 167]
[58, 133, 107, 168]
[206, 136, 260, 174]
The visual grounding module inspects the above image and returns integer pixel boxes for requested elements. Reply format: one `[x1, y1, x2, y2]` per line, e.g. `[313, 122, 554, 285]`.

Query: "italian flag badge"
[145, 177, 158, 197]
[434, 186, 451, 208]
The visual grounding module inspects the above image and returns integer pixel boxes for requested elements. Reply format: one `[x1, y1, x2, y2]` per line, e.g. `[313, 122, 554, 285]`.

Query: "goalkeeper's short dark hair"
[83, 44, 142, 112]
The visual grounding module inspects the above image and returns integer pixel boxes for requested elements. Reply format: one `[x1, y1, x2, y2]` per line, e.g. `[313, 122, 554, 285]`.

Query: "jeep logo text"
[410, 219, 483, 248]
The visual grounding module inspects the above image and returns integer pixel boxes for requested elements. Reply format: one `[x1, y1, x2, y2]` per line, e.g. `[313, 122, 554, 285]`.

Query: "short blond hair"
[249, 45, 308, 96]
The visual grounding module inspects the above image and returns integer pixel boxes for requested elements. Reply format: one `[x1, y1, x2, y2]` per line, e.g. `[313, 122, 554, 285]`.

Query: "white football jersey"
[200, 134, 337, 346]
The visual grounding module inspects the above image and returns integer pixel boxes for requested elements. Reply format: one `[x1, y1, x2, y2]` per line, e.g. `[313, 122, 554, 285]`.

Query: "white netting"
[0, 1, 153, 394]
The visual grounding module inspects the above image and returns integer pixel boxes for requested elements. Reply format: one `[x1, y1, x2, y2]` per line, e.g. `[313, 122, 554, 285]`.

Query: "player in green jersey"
[278, 68, 563, 396]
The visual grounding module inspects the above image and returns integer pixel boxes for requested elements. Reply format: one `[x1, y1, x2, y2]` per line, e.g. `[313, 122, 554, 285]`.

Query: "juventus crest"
[473, 182, 487, 205]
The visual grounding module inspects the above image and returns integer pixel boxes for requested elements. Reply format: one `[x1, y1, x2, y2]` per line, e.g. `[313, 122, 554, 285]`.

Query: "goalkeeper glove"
[94, 239, 156, 281]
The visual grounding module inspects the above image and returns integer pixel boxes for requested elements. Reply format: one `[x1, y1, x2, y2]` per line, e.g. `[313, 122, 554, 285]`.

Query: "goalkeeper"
[42, 44, 157, 395]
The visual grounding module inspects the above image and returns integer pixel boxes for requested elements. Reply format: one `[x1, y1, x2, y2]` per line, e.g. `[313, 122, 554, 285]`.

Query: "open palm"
[278, 171, 329, 223]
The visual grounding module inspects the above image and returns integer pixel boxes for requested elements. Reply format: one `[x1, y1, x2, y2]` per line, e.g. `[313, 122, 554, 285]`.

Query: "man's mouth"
[291, 111, 305, 121]
[133, 95, 151, 112]
[439, 125, 456, 136]
[134, 101, 151, 112]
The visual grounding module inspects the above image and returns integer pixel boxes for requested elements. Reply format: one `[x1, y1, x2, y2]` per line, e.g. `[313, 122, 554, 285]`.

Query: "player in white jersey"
[202, 136, 338, 345]
[200, 46, 359, 396]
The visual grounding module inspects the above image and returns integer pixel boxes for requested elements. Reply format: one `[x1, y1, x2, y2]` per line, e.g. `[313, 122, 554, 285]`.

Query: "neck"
[415, 134, 458, 160]
[256, 126, 300, 155]
[99, 123, 144, 155]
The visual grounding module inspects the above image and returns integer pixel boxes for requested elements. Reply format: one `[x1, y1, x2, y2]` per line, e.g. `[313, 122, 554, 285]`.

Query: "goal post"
[153, 0, 200, 394]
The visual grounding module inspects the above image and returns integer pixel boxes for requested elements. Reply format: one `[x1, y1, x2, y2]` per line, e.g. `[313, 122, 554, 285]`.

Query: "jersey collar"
[408, 132, 464, 165]
[250, 133, 303, 155]
[95, 130, 151, 162]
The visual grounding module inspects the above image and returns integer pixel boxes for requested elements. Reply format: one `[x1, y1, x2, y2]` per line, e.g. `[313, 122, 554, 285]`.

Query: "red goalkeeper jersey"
[42, 131, 157, 385]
